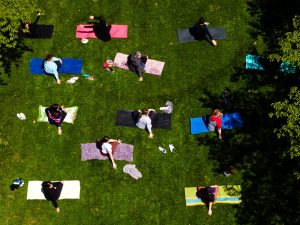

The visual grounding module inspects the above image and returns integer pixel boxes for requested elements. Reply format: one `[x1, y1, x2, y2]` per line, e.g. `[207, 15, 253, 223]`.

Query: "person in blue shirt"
[43, 54, 62, 84]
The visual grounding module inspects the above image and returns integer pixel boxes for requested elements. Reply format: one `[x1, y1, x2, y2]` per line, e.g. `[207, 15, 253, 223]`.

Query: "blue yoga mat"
[190, 112, 243, 135]
[245, 54, 296, 74]
[30, 58, 83, 74]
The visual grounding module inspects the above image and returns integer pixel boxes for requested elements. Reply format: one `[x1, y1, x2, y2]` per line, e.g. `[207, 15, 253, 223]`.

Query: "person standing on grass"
[43, 54, 62, 85]
[134, 109, 156, 138]
[96, 136, 121, 169]
[127, 51, 148, 81]
[207, 109, 223, 140]
[45, 104, 67, 135]
[189, 17, 217, 46]
[42, 181, 64, 213]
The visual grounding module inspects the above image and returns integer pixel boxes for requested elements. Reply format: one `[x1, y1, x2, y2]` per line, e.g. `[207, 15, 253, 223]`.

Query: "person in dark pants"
[127, 51, 148, 81]
[42, 181, 64, 213]
[87, 16, 111, 42]
[133, 109, 156, 138]
[19, 12, 42, 38]
[45, 104, 67, 135]
[189, 17, 217, 46]
[43, 54, 63, 84]
[196, 186, 216, 216]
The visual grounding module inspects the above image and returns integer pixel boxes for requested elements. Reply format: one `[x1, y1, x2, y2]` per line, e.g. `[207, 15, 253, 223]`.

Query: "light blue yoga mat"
[30, 58, 83, 74]
[190, 112, 243, 134]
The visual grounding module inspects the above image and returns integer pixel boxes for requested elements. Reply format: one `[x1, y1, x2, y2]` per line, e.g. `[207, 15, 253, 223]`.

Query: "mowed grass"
[0, 0, 250, 224]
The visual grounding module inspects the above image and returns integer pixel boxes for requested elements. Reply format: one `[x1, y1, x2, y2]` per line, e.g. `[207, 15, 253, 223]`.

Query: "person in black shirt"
[45, 104, 67, 135]
[42, 181, 64, 213]
[88, 16, 112, 42]
[189, 17, 217, 46]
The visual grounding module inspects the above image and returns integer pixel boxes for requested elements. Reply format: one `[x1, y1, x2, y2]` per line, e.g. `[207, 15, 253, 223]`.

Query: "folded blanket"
[177, 28, 227, 43]
[185, 185, 241, 206]
[37, 105, 78, 124]
[76, 24, 128, 38]
[116, 110, 171, 129]
[190, 112, 243, 134]
[27, 180, 80, 200]
[113, 53, 165, 76]
[30, 58, 83, 75]
[81, 143, 134, 161]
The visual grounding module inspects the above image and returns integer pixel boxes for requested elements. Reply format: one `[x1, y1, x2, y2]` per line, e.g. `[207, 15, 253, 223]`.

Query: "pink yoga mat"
[113, 53, 165, 76]
[76, 24, 128, 38]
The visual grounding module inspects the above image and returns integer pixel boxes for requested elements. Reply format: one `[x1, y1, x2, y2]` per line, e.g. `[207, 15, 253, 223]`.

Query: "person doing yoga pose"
[19, 12, 42, 38]
[196, 186, 216, 216]
[88, 16, 111, 42]
[189, 17, 217, 46]
[43, 54, 62, 84]
[42, 181, 64, 213]
[207, 109, 223, 139]
[127, 51, 148, 81]
[96, 136, 121, 169]
[45, 104, 67, 135]
[135, 109, 156, 138]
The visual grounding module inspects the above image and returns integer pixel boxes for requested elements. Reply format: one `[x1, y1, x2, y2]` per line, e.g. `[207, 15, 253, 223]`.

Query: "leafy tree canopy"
[0, 0, 37, 48]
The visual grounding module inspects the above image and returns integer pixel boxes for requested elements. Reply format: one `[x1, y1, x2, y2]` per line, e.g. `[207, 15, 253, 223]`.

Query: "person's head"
[211, 109, 221, 116]
[50, 104, 61, 117]
[141, 109, 149, 115]
[96, 136, 110, 149]
[198, 17, 205, 24]
[135, 51, 142, 59]
[45, 54, 53, 61]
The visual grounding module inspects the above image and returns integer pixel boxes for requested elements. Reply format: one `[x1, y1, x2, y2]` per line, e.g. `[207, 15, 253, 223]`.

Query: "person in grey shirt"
[135, 109, 156, 138]
[127, 51, 148, 81]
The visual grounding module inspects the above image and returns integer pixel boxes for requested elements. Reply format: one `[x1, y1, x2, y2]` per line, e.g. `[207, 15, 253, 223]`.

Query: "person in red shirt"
[207, 109, 223, 139]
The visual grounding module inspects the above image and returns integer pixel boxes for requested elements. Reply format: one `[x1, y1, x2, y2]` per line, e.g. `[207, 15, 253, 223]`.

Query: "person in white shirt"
[96, 136, 121, 169]
[135, 109, 156, 138]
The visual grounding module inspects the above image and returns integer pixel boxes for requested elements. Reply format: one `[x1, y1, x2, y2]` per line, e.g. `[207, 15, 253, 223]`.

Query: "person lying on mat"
[127, 51, 148, 81]
[207, 109, 223, 140]
[41, 181, 64, 213]
[196, 186, 216, 216]
[45, 104, 67, 135]
[134, 109, 156, 138]
[87, 16, 112, 42]
[43, 54, 62, 84]
[96, 136, 121, 169]
[189, 17, 217, 46]
[18, 12, 42, 38]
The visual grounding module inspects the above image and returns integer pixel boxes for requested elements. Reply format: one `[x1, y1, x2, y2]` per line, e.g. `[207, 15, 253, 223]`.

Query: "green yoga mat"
[37, 105, 78, 124]
[185, 185, 241, 206]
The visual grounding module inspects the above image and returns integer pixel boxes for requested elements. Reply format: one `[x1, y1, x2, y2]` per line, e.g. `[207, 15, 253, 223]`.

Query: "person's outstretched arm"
[108, 151, 117, 169]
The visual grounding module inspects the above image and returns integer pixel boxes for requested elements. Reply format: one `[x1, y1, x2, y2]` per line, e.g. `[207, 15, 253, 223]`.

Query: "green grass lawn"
[0, 0, 250, 224]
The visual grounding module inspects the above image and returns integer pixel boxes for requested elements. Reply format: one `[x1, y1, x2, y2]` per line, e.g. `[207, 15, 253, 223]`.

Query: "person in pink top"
[207, 109, 223, 139]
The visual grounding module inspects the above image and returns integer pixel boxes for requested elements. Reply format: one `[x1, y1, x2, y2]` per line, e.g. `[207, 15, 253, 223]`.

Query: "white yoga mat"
[27, 180, 80, 200]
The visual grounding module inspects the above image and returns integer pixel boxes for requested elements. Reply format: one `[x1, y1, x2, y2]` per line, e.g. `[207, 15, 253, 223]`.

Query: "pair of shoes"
[17, 113, 26, 120]
[66, 77, 79, 84]
[139, 77, 143, 81]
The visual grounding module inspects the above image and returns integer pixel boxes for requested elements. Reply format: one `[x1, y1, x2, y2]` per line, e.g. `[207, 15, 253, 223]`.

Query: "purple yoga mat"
[81, 143, 133, 162]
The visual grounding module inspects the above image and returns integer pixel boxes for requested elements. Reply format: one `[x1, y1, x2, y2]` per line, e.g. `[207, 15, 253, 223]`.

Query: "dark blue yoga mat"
[30, 58, 83, 74]
[190, 112, 243, 134]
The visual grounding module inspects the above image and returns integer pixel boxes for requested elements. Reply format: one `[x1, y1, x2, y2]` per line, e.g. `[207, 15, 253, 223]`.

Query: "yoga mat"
[76, 24, 128, 38]
[246, 54, 297, 74]
[190, 112, 243, 134]
[185, 185, 241, 206]
[116, 110, 171, 129]
[177, 28, 226, 43]
[81, 143, 133, 161]
[27, 180, 80, 200]
[22, 25, 54, 38]
[30, 58, 83, 75]
[37, 105, 78, 124]
[113, 53, 165, 76]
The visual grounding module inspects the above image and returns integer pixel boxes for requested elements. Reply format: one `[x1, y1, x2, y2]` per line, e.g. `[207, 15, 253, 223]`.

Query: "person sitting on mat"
[127, 51, 148, 81]
[96, 136, 121, 169]
[87, 16, 111, 42]
[207, 109, 223, 140]
[134, 109, 156, 138]
[19, 11, 42, 38]
[45, 104, 67, 135]
[43, 54, 62, 84]
[189, 17, 217, 46]
[41, 181, 64, 213]
[196, 186, 216, 216]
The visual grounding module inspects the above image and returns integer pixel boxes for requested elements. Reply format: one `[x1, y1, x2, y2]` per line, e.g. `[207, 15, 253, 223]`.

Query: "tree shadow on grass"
[0, 38, 33, 85]
[197, 76, 300, 224]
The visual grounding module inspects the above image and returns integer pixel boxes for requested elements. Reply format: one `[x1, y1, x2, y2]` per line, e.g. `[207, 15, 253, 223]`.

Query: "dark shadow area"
[0, 38, 33, 84]
[197, 72, 300, 224]
[247, 0, 300, 50]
